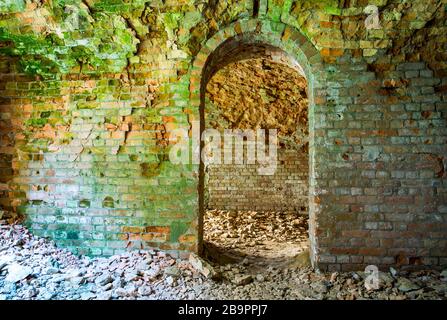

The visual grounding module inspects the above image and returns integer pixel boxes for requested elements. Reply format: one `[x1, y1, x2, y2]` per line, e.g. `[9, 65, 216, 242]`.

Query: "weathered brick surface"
[207, 149, 308, 213]
[0, 1, 446, 270]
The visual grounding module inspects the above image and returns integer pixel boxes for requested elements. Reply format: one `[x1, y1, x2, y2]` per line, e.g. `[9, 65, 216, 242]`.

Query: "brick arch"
[189, 18, 325, 268]
[190, 19, 324, 105]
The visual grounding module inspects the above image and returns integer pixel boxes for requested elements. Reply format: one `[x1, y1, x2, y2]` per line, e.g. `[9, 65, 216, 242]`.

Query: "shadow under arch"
[189, 18, 324, 268]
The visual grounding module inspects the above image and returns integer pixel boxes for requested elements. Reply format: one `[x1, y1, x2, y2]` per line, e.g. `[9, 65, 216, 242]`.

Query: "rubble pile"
[203, 210, 309, 267]
[204, 210, 309, 246]
[0, 222, 446, 300]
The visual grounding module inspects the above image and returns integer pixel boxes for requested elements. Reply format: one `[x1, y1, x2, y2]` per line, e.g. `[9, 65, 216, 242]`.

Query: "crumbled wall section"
[206, 58, 308, 147]
[0, 1, 446, 271]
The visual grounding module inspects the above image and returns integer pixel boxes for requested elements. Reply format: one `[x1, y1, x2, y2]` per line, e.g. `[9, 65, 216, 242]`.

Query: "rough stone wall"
[0, 0, 445, 271]
[206, 58, 308, 147]
[204, 58, 309, 213]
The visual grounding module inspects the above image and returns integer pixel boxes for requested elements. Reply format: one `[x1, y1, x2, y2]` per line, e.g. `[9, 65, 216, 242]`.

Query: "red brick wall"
[207, 148, 308, 213]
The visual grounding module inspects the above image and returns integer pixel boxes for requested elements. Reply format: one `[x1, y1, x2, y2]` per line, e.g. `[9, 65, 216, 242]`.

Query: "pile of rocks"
[199, 264, 447, 300]
[0, 222, 446, 300]
[203, 210, 309, 267]
[0, 224, 209, 300]
[204, 210, 308, 247]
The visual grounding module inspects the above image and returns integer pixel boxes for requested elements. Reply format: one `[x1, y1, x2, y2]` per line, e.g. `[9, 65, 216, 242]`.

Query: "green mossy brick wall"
[0, 0, 446, 270]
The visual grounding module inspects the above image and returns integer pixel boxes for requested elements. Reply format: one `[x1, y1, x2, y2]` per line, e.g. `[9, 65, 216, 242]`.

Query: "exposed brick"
[0, 2, 443, 272]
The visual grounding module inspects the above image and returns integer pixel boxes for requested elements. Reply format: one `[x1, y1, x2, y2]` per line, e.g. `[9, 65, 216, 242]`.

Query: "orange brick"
[145, 226, 170, 234]
[122, 226, 144, 233]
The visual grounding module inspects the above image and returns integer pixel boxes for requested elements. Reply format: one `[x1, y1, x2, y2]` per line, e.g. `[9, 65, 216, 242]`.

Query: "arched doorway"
[203, 55, 310, 270]
[189, 19, 323, 268]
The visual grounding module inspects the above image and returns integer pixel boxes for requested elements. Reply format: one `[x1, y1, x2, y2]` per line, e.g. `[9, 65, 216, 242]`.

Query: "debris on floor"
[203, 210, 309, 268]
[0, 222, 446, 300]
